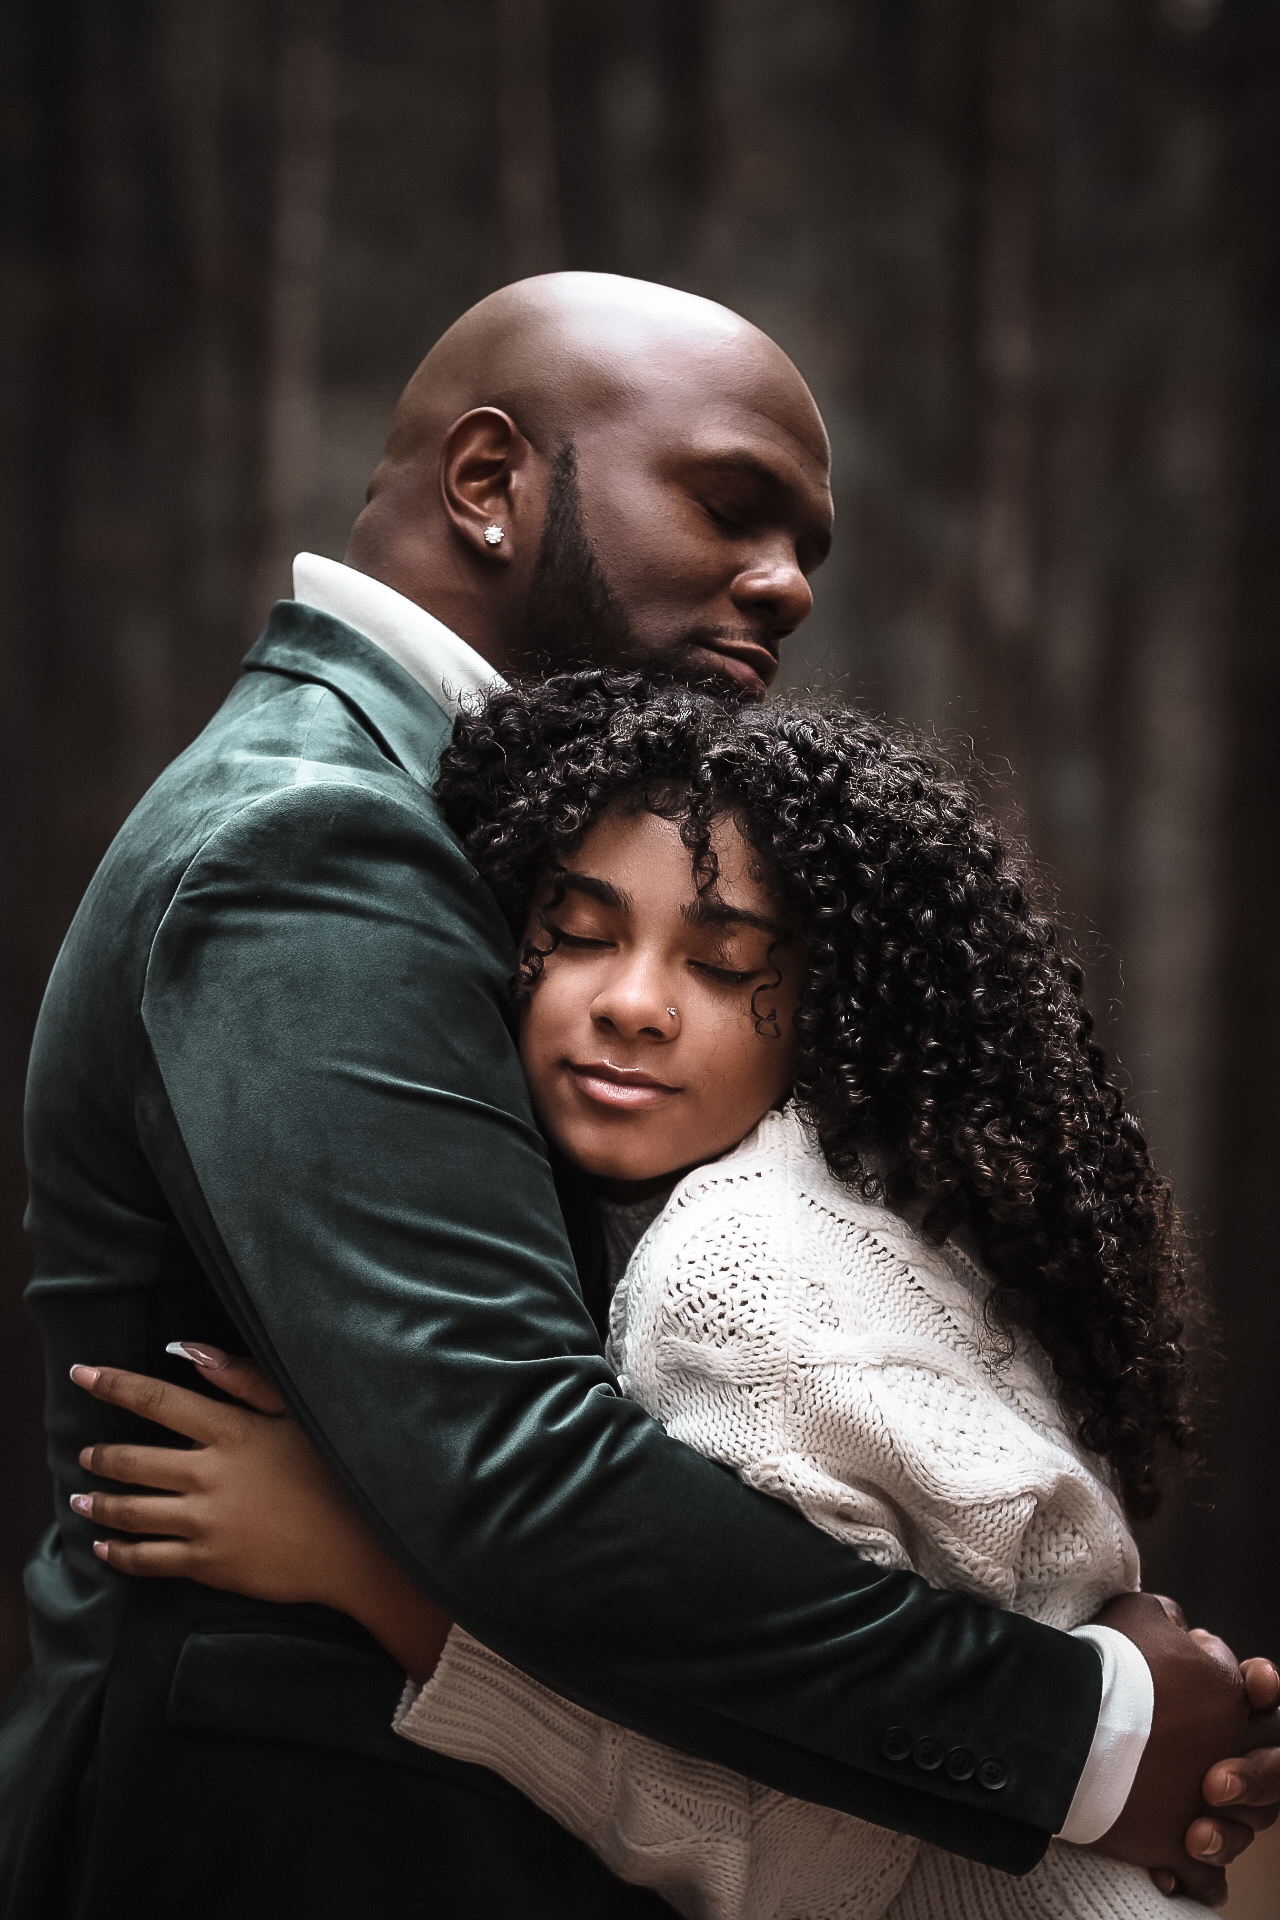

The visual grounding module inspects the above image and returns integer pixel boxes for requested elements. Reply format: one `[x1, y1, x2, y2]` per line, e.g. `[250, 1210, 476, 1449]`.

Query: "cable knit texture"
[396, 1107, 1203, 1920]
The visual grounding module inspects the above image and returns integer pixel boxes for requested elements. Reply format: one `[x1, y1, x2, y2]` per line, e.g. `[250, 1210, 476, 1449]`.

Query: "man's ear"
[440, 407, 539, 563]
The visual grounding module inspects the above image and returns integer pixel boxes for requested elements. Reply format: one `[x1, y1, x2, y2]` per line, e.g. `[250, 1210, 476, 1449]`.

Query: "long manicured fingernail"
[78, 1447, 93, 1470]
[92, 1541, 110, 1560]
[165, 1341, 228, 1370]
[69, 1493, 93, 1517]
[1210, 1768, 1242, 1803]
[69, 1365, 99, 1389]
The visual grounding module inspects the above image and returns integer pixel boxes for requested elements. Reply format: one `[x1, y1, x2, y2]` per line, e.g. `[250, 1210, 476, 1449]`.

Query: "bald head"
[377, 272, 828, 477]
[347, 273, 832, 693]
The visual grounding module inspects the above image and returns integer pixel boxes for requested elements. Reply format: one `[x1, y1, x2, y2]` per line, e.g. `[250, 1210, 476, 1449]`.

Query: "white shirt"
[291, 551, 1152, 1846]
[1062, 1622, 1153, 1842]
[291, 551, 505, 716]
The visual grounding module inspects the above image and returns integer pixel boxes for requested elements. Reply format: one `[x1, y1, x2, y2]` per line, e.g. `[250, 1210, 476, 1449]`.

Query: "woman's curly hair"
[438, 669, 1203, 1517]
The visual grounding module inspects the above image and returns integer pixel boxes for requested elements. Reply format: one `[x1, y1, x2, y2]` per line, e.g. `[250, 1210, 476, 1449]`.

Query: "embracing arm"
[71, 1349, 1280, 1908]
[129, 781, 1105, 1865]
[108, 777, 1267, 1887]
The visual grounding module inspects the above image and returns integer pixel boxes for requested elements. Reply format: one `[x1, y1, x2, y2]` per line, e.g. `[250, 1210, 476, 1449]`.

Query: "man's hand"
[1092, 1592, 1280, 1907]
[1184, 1646, 1280, 1882]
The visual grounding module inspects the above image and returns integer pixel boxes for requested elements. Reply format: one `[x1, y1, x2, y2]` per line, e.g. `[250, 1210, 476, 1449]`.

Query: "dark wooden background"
[3, 0, 1278, 1699]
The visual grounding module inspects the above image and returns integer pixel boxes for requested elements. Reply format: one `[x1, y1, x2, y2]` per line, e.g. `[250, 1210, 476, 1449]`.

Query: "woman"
[71, 674, 1214, 1915]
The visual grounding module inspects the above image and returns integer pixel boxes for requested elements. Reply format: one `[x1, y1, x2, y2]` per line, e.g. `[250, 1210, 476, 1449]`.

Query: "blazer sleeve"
[136, 773, 1102, 1872]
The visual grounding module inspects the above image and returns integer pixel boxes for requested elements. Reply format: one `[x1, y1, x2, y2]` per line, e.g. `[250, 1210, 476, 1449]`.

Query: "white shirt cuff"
[1056, 1623, 1154, 1844]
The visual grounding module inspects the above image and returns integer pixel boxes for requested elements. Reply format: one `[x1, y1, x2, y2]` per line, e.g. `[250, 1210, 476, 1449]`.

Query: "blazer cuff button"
[944, 1746, 975, 1781]
[880, 1727, 913, 1763]
[912, 1737, 944, 1771]
[978, 1757, 1008, 1791]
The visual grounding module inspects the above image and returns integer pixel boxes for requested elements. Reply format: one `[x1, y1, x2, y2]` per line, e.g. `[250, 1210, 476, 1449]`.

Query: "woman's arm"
[67, 1351, 1280, 1920]
[68, 1354, 452, 1682]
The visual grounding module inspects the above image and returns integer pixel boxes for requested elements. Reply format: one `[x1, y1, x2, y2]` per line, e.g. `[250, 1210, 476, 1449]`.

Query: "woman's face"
[518, 807, 803, 1194]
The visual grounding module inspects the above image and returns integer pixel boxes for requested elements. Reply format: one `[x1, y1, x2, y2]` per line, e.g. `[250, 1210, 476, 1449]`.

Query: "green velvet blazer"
[0, 604, 1102, 1910]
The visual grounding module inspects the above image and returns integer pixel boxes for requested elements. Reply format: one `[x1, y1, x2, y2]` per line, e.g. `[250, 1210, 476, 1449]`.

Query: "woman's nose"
[591, 963, 677, 1041]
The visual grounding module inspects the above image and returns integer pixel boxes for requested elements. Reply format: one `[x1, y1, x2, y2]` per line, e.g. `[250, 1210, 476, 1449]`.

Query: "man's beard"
[512, 442, 725, 690]
[511, 442, 638, 675]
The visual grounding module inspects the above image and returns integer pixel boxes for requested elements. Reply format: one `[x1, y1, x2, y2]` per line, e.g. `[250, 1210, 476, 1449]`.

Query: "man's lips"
[568, 1062, 682, 1110]
[698, 635, 781, 693]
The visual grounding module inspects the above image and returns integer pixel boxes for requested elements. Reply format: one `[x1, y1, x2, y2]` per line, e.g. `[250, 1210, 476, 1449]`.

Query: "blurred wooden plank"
[255, 1, 336, 619]
[1226, 1816, 1280, 1918]
[496, 0, 561, 278]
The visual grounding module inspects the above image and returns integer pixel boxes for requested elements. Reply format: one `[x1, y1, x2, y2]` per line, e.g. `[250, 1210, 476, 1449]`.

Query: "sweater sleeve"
[398, 1633, 1183, 1920]
[396, 1627, 920, 1920]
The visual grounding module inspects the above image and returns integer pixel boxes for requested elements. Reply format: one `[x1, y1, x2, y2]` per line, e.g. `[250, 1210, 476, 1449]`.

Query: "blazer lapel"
[242, 599, 453, 788]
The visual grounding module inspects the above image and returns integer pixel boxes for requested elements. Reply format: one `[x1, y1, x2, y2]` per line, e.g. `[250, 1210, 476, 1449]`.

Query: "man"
[2, 273, 1275, 1918]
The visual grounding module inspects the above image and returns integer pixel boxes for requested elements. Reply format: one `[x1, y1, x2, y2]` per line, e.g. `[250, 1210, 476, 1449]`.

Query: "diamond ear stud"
[483, 524, 505, 547]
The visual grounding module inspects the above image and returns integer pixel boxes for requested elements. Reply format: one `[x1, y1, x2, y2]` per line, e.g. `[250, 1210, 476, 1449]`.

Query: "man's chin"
[506, 634, 768, 702]
[604, 640, 769, 702]
[689, 644, 774, 699]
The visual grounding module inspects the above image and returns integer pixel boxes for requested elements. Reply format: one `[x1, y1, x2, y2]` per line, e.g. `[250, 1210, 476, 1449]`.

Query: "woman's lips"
[568, 1063, 681, 1110]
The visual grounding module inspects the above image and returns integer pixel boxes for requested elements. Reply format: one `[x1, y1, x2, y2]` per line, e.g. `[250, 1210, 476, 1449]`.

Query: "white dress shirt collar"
[291, 552, 506, 719]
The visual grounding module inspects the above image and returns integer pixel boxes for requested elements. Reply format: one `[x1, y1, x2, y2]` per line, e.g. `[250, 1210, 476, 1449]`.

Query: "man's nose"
[731, 538, 813, 633]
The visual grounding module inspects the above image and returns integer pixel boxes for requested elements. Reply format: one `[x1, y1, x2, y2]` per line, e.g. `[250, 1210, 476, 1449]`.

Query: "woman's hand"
[69, 1353, 453, 1680]
[70, 1352, 372, 1608]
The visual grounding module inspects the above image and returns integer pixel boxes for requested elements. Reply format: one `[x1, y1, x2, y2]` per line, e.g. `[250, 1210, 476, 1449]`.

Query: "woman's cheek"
[692, 1002, 760, 1101]
[520, 969, 589, 1111]
[540, 966, 589, 1047]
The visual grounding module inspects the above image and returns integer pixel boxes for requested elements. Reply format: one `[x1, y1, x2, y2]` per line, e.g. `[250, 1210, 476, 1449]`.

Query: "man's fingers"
[70, 1365, 238, 1445]
[1211, 1801, 1278, 1835]
[1204, 1737, 1280, 1807]
[1164, 1858, 1227, 1908]
[1184, 1815, 1257, 1868]
[76, 1440, 203, 1492]
[92, 1537, 211, 1579]
[71, 1490, 195, 1538]
[165, 1344, 287, 1416]
[1242, 1657, 1280, 1710]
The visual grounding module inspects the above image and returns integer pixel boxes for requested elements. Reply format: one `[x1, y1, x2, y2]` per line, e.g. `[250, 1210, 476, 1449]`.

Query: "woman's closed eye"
[542, 921, 614, 952]
[542, 914, 764, 988]
[545, 925, 758, 984]
[689, 958, 761, 987]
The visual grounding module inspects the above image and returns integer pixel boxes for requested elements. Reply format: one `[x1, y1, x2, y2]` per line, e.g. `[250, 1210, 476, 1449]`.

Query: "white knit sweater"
[395, 1107, 1204, 1919]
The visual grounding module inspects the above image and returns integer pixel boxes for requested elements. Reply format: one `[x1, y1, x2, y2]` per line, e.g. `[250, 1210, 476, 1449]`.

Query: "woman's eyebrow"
[557, 871, 632, 912]
[683, 898, 784, 939]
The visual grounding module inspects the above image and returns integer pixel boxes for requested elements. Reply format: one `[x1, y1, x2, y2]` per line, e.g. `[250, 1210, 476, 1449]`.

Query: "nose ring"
[666, 1007, 678, 1019]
